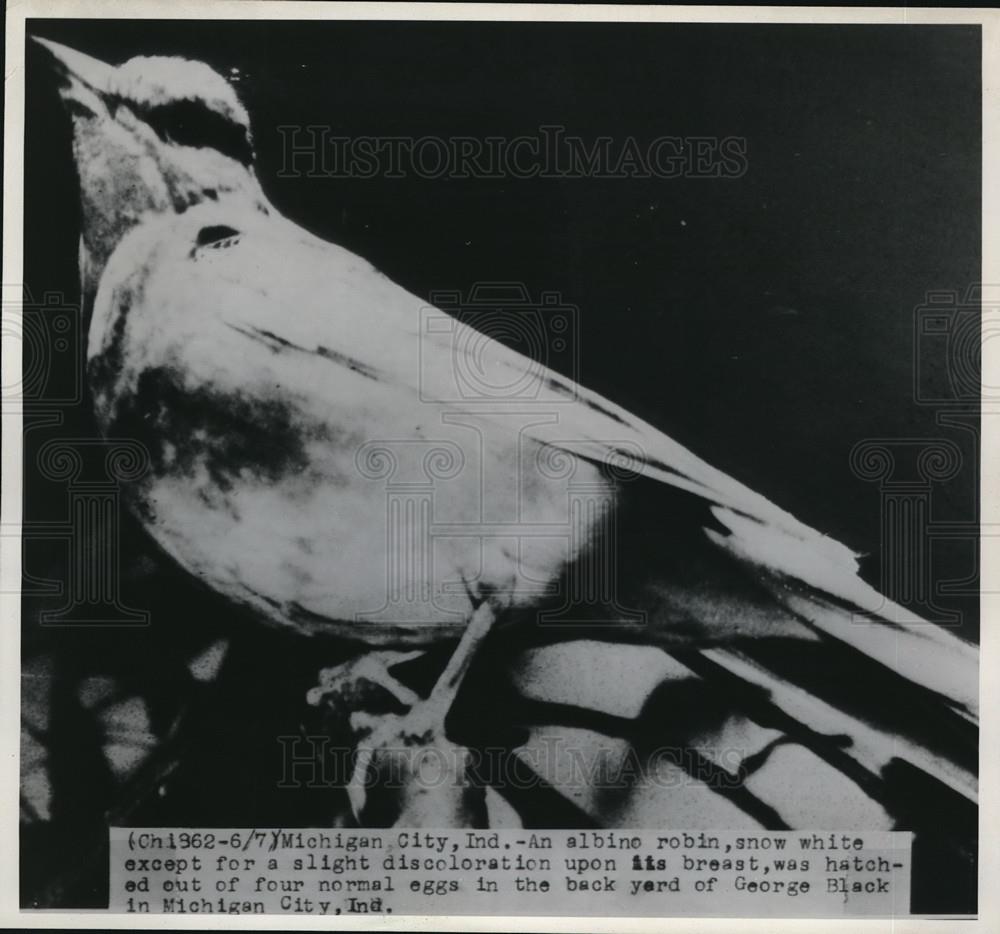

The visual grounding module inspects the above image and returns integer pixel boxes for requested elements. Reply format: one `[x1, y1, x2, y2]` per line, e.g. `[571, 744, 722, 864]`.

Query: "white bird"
[34, 37, 978, 827]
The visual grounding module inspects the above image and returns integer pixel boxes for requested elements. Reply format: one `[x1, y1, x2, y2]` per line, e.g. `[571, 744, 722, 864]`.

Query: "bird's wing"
[92, 206, 978, 808]
[312, 215, 980, 798]
[220, 214, 977, 710]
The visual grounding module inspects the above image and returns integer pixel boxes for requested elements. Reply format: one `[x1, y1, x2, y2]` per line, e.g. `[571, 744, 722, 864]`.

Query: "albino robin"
[34, 37, 977, 823]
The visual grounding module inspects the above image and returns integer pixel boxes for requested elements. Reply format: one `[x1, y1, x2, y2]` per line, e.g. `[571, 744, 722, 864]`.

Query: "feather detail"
[705, 506, 978, 719]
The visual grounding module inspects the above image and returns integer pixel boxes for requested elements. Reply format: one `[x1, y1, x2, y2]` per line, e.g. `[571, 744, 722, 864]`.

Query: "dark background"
[21, 19, 980, 913]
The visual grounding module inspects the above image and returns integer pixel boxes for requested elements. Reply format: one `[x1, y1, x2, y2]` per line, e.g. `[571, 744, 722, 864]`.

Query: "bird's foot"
[306, 651, 478, 824]
[346, 705, 485, 826]
[305, 649, 424, 719]
[307, 602, 499, 826]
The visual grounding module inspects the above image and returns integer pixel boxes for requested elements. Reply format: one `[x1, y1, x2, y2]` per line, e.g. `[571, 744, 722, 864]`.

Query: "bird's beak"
[31, 36, 116, 117]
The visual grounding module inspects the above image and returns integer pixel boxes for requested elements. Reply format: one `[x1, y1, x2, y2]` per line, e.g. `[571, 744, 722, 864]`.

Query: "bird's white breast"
[87, 204, 615, 642]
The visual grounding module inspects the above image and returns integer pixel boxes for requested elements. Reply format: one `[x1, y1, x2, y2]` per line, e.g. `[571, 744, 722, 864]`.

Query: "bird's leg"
[385, 598, 498, 739]
[344, 600, 499, 825]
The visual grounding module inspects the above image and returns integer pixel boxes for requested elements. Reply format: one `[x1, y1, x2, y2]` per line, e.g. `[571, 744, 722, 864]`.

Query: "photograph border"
[2, 2, 997, 932]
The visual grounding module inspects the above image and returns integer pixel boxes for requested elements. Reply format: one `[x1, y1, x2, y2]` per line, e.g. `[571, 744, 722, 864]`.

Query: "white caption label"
[109, 827, 912, 917]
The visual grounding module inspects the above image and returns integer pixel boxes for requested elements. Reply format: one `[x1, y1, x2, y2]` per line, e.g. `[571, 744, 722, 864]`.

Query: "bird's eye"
[142, 99, 254, 166]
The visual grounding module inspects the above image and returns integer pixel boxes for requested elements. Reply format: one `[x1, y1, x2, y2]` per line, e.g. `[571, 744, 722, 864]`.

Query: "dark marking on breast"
[110, 364, 318, 494]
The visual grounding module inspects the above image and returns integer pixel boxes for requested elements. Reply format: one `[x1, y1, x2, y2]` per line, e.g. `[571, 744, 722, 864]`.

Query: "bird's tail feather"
[705, 504, 979, 723]
[627, 496, 981, 817]
[663, 569, 979, 812]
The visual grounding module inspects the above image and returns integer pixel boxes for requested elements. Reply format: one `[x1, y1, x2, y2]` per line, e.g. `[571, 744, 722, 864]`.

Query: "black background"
[21, 18, 981, 913]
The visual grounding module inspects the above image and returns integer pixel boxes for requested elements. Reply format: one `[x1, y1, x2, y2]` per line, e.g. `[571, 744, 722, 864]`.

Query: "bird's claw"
[346, 704, 482, 826]
[305, 649, 424, 715]
[311, 603, 499, 825]
[308, 650, 458, 822]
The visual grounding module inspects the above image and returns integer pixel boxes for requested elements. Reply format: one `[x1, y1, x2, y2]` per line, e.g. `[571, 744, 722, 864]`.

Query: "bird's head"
[33, 37, 268, 297]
